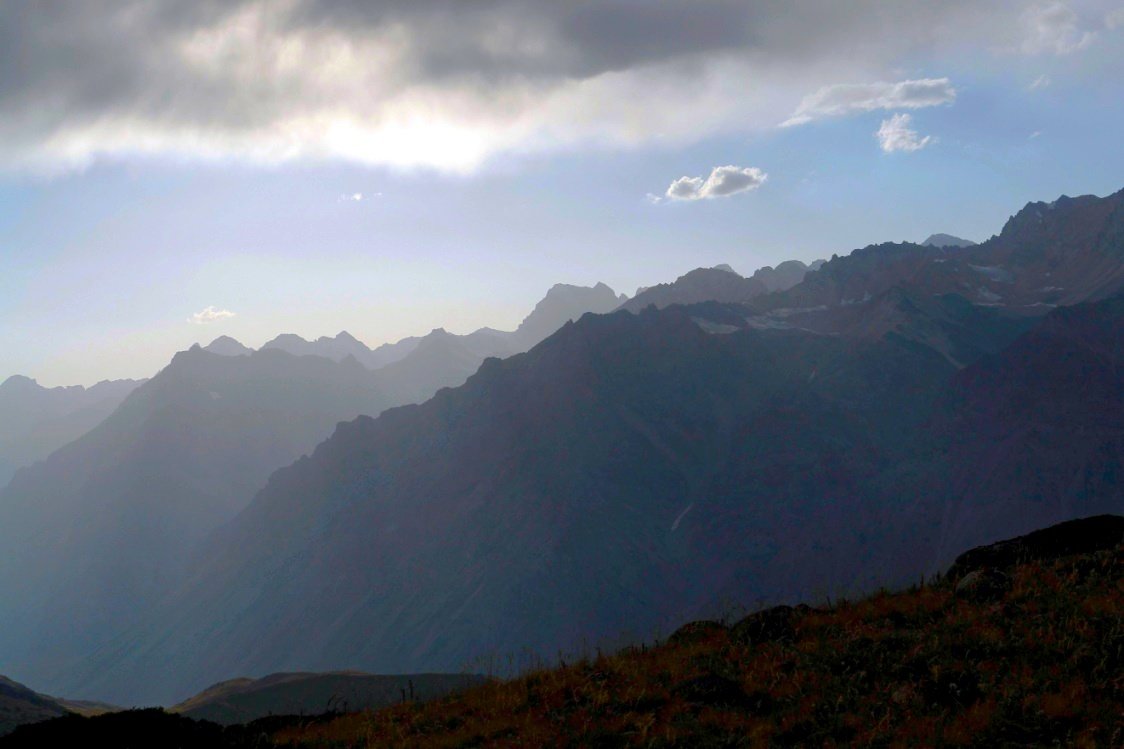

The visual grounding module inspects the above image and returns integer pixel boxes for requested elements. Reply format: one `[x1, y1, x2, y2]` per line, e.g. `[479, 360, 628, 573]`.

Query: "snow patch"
[692, 318, 739, 335]
[671, 503, 694, 532]
[969, 265, 1013, 283]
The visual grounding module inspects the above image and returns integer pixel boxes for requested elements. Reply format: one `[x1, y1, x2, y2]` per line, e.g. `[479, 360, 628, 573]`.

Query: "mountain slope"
[0, 376, 143, 488]
[923, 294, 1124, 562]
[278, 516, 1124, 749]
[0, 348, 389, 694]
[0, 677, 68, 737]
[171, 672, 486, 725]
[0, 281, 631, 700]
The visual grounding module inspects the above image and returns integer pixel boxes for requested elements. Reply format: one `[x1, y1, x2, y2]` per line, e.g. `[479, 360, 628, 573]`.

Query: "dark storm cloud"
[0, 1, 1108, 170]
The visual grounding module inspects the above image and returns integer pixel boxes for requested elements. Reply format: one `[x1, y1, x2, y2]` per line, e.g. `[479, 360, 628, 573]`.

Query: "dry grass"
[274, 546, 1124, 748]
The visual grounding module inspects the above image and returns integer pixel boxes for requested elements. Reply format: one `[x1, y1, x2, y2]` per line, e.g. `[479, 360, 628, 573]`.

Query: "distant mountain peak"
[203, 336, 253, 357]
[514, 282, 626, 349]
[922, 233, 976, 248]
[712, 264, 738, 274]
[0, 374, 38, 391]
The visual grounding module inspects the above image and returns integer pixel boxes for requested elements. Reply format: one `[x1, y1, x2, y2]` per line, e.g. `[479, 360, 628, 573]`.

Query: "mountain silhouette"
[0, 282, 630, 699]
[621, 260, 820, 312]
[0, 376, 143, 488]
[921, 233, 976, 248]
[67, 188, 1124, 705]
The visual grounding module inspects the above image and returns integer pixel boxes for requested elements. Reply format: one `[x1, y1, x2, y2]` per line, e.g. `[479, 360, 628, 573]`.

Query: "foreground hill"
[172, 672, 486, 725]
[6, 517, 1121, 747]
[0, 677, 68, 736]
[272, 516, 1124, 748]
[0, 375, 143, 488]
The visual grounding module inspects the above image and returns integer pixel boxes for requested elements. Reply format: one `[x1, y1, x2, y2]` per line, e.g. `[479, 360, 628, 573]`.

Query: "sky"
[2, 1, 1124, 386]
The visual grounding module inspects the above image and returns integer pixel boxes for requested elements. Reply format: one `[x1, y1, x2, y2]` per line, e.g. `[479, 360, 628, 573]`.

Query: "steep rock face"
[77, 304, 986, 704]
[0, 376, 143, 488]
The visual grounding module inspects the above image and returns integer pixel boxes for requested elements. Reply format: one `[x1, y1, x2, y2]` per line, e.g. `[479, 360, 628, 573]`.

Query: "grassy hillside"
[5, 518, 1121, 747]
[276, 525, 1124, 747]
[0, 677, 68, 736]
[172, 672, 487, 725]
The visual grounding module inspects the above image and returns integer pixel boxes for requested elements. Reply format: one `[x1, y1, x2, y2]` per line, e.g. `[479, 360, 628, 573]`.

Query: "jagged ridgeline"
[42, 188, 1124, 706]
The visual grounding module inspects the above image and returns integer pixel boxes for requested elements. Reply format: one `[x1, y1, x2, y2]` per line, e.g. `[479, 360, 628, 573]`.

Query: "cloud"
[1019, 3, 1097, 54]
[665, 166, 767, 201]
[190, 306, 236, 324]
[1029, 74, 1052, 89]
[876, 113, 932, 152]
[0, 2, 1099, 172]
[781, 78, 956, 127]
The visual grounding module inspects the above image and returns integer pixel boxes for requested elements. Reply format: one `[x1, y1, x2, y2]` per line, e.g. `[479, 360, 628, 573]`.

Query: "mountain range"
[44, 188, 1124, 705]
[0, 281, 627, 698]
[1, 188, 1120, 707]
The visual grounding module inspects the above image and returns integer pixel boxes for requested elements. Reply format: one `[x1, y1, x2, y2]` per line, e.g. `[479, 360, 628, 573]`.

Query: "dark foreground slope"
[0, 677, 68, 736]
[270, 516, 1124, 748]
[9, 517, 1122, 747]
[172, 672, 487, 725]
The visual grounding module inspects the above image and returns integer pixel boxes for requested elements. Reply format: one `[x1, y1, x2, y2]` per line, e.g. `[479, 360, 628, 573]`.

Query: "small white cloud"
[1029, 74, 1052, 90]
[190, 306, 236, 325]
[645, 193, 664, 205]
[664, 165, 767, 202]
[1029, 130, 1043, 139]
[781, 78, 956, 127]
[1020, 3, 1096, 55]
[876, 113, 932, 153]
[338, 192, 364, 202]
